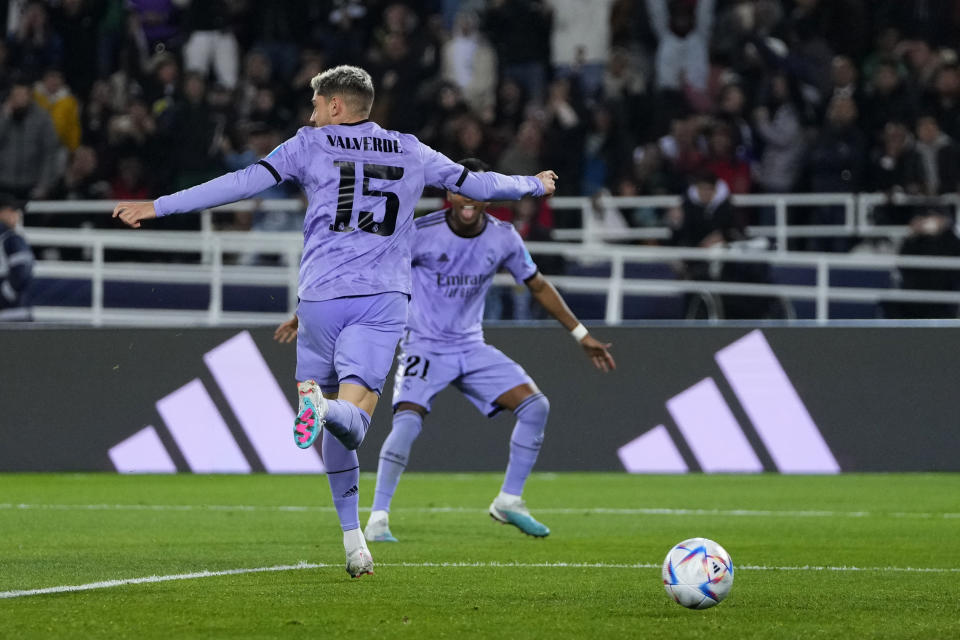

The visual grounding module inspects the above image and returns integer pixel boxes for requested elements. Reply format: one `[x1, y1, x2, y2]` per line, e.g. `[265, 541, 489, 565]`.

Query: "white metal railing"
[26, 192, 956, 251]
[19, 224, 960, 326]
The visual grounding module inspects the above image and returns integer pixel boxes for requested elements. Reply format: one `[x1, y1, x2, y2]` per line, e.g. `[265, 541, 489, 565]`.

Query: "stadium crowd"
[3, 0, 960, 318]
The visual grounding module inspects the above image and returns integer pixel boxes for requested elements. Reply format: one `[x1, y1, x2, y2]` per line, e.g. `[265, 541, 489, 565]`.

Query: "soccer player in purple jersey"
[361, 157, 614, 541]
[112, 66, 557, 578]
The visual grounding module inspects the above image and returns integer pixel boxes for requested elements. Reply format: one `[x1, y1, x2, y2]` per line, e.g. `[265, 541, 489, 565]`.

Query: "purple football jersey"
[406, 210, 538, 351]
[154, 120, 544, 302]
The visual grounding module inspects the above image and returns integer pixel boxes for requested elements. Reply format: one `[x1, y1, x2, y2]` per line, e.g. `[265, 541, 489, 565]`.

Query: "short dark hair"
[310, 65, 375, 115]
[0, 193, 25, 212]
[457, 157, 490, 173]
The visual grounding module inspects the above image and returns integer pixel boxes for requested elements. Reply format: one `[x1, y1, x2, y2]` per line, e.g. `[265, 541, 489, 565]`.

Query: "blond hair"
[310, 65, 375, 115]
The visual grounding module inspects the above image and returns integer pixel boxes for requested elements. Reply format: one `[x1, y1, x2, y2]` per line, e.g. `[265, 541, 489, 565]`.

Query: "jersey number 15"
[330, 160, 404, 237]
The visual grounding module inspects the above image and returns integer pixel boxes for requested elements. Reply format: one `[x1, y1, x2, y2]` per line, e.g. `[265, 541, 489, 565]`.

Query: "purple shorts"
[296, 293, 408, 395]
[392, 340, 533, 417]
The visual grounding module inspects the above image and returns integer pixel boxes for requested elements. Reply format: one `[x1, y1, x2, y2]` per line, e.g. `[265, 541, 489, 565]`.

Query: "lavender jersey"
[153, 121, 544, 302]
[406, 210, 538, 352]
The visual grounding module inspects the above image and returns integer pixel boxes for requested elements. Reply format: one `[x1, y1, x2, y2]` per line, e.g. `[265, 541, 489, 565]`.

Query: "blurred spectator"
[33, 68, 80, 152]
[418, 82, 470, 150]
[914, 114, 960, 195]
[601, 47, 649, 140]
[161, 72, 223, 189]
[581, 105, 619, 196]
[885, 211, 960, 319]
[49, 0, 104, 99]
[658, 113, 705, 191]
[860, 59, 918, 143]
[490, 78, 527, 137]
[715, 83, 755, 163]
[542, 77, 585, 199]
[323, 0, 372, 67]
[668, 171, 772, 318]
[126, 0, 183, 52]
[829, 55, 860, 102]
[445, 116, 492, 163]
[549, 0, 616, 97]
[897, 40, 941, 91]
[645, 0, 715, 94]
[51, 145, 110, 201]
[7, 1, 62, 82]
[807, 95, 866, 193]
[181, 0, 244, 90]
[868, 121, 924, 225]
[806, 95, 866, 250]
[753, 74, 805, 193]
[246, 86, 292, 134]
[703, 121, 751, 194]
[497, 119, 543, 179]
[144, 52, 180, 107]
[668, 172, 743, 251]
[110, 156, 148, 200]
[106, 97, 157, 172]
[366, 32, 424, 131]
[0, 193, 33, 321]
[584, 187, 628, 245]
[236, 49, 276, 122]
[483, 0, 551, 103]
[441, 10, 497, 118]
[880, 0, 960, 49]
[629, 143, 672, 197]
[926, 64, 960, 142]
[0, 79, 60, 199]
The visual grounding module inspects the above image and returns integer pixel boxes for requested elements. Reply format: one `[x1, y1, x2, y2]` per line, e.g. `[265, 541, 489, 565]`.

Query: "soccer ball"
[662, 537, 734, 609]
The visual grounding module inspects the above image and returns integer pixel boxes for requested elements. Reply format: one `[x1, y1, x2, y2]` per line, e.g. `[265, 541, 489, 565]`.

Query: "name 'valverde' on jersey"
[406, 210, 538, 351]
[263, 121, 475, 302]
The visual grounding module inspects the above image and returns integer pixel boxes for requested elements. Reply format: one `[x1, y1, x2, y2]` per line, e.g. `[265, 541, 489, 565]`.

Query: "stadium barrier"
[0, 326, 957, 473]
[17, 209, 960, 324]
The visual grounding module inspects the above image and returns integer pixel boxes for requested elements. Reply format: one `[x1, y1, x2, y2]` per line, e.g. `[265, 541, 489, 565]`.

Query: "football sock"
[324, 400, 371, 450]
[324, 429, 361, 532]
[501, 393, 550, 496]
[371, 410, 423, 513]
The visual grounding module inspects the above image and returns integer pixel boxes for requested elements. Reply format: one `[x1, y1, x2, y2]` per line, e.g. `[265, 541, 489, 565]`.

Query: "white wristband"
[570, 323, 588, 342]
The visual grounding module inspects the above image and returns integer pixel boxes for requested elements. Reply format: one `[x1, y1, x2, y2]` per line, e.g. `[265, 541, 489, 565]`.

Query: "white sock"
[343, 527, 366, 551]
[497, 490, 522, 504]
[369, 509, 389, 524]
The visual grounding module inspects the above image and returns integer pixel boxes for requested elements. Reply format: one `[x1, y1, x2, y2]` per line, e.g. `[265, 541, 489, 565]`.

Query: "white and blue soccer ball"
[662, 537, 734, 609]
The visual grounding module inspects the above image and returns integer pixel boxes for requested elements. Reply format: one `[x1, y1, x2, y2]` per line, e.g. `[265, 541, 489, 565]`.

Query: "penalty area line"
[2, 561, 959, 600]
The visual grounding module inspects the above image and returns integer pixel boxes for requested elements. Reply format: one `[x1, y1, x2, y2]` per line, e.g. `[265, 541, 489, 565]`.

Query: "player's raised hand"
[535, 170, 558, 196]
[112, 202, 157, 228]
[274, 315, 299, 343]
[580, 335, 616, 372]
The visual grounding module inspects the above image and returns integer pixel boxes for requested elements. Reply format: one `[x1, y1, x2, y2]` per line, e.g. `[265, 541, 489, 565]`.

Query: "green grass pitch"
[1, 473, 958, 639]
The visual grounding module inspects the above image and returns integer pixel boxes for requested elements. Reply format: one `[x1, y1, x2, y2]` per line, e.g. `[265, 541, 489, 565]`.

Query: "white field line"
[1, 503, 958, 519]
[3, 561, 959, 600]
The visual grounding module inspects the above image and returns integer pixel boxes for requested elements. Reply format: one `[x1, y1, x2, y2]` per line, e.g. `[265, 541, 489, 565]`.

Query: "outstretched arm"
[526, 273, 616, 372]
[113, 162, 278, 228]
[420, 142, 556, 201]
[457, 168, 556, 201]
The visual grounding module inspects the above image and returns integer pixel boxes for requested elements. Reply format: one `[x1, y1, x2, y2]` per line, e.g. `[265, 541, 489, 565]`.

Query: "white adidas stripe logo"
[107, 331, 324, 474]
[108, 329, 838, 475]
[618, 330, 840, 474]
